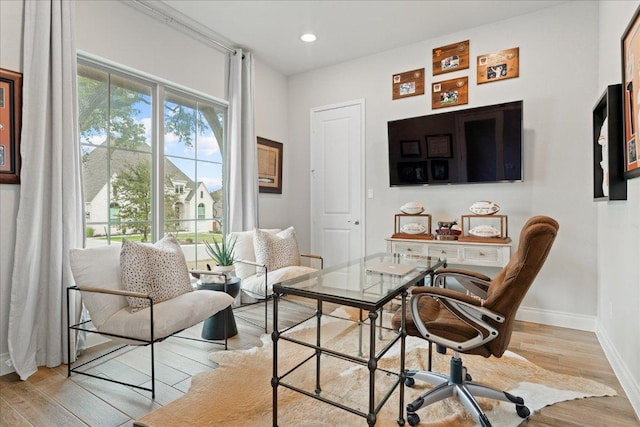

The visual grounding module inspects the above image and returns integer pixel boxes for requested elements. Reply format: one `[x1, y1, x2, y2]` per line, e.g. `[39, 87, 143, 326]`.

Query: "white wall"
[288, 1, 601, 326]
[254, 60, 295, 230]
[596, 0, 640, 416]
[0, 0, 290, 375]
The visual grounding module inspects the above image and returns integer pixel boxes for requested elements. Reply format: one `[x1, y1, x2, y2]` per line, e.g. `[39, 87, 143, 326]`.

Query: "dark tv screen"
[387, 101, 523, 186]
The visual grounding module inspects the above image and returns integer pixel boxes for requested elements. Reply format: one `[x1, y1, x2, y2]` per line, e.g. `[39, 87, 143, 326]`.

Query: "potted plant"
[203, 236, 238, 283]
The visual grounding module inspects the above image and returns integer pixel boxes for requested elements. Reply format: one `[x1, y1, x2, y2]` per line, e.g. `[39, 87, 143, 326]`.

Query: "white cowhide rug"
[136, 308, 616, 426]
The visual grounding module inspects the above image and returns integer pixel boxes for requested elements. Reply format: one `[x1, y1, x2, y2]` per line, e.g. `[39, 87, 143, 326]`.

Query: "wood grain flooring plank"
[134, 378, 185, 406]
[1, 380, 87, 427]
[72, 372, 161, 420]
[152, 346, 215, 376]
[112, 347, 189, 387]
[158, 336, 219, 365]
[79, 355, 151, 388]
[0, 396, 32, 427]
[35, 370, 130, 426]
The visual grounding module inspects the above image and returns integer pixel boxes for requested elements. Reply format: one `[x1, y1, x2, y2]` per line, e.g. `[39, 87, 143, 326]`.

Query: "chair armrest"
[433, 268, 491, 298]
[235, 259, 267, 270]
[75, 285, 149, 300]
[300, 253, 323, 269]
[409, 286, 504, 352]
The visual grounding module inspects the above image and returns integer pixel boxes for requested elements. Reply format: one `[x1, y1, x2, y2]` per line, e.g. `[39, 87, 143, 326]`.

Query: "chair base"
[405, 356, 530, 427]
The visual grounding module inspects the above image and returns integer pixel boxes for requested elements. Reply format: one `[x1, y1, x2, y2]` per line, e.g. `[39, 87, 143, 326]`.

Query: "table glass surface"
[273, 252, 445, 309]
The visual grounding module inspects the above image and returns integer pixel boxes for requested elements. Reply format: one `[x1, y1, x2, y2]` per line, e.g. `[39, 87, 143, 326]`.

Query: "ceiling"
[152, 0, 567, 76]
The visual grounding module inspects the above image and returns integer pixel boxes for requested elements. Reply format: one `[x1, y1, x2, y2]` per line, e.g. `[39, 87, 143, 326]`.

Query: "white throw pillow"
[120, 235, 193, 311]
[254, 227, 301, 273]
[230, 228, 280, 279]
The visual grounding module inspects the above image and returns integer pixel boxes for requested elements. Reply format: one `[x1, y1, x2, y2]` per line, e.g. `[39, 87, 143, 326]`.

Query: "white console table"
[386, 237, 512, 268]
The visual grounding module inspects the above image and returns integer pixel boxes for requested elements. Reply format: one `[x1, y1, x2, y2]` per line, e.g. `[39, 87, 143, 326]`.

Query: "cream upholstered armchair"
[67, 235, 234, 398]
[230, 227, 323, 331]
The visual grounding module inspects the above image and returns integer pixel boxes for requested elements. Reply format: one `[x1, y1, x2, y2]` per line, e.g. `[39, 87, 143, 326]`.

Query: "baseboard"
[516, 305, 596, 331]
[0, 352, 15, 376]
[596, 321, 640, 420]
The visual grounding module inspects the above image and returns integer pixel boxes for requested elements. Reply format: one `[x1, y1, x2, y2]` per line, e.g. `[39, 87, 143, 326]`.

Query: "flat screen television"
[387, 100, 523, 186]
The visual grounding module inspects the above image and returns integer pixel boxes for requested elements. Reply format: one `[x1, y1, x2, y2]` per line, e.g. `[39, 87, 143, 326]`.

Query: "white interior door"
[310, 100, 365, 268]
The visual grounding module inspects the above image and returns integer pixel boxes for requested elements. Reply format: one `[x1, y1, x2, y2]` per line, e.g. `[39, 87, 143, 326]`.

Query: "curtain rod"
[131, 0, 237, 55]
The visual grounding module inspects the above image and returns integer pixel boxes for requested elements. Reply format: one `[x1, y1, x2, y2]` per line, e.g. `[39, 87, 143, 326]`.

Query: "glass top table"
[273, 252, 446, 312]
[271, 252, 446, 426]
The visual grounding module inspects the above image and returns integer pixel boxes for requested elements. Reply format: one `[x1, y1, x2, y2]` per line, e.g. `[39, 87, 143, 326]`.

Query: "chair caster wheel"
[405, 377, 415, 387]
[407, 413, 420, 426]
[516, 405, 530, 418]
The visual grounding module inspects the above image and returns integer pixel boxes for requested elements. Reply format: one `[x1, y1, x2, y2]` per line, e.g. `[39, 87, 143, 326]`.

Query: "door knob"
[354, 220, 360, 225]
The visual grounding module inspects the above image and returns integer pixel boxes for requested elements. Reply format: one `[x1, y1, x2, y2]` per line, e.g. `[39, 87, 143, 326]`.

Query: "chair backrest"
[69, 245, 128, 328]
[483, 215, 559, 357]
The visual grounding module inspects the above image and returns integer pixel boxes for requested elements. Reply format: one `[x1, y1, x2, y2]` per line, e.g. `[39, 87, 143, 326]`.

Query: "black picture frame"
[400, 140, 421, 157]
[426, 134, 452, 158]
[592, 84, 626, 201]
[431, 159, 449, 180]
[257, 137, 283, 194]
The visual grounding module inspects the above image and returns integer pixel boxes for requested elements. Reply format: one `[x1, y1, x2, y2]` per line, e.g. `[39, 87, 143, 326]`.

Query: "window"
[78, 56, 227, 269]
[109, 202, 121, 223]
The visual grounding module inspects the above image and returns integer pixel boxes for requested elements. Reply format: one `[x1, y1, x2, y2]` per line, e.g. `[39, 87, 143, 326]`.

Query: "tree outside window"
[78, 58, 226, 269]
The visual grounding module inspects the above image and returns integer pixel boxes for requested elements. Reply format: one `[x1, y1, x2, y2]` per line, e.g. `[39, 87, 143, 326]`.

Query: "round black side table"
[197, 277, 241, 340]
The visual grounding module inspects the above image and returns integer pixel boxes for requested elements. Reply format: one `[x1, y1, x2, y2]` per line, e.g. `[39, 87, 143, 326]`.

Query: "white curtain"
[226, 49, 258, 232]
[8, 0, 84, 380]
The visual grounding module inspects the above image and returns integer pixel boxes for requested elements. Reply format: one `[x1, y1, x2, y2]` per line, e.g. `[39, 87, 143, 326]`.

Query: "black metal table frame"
[271, 256, 445, 426]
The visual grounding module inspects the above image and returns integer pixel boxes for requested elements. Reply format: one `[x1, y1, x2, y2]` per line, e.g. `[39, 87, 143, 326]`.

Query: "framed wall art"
[400, 140, 422, 157]
[257, 137, 283, 193]
[477, 47, 520, 84]
[392, 68, 425, 100]
[592, 84, 626, 200]
[431, 159, 449, 181]
[622, 5, 640, 179]
[426, 134, 452, 158]
[432, 40, 469, 76]
[431, 77, 468, 109]
[0, 68, 22, 184]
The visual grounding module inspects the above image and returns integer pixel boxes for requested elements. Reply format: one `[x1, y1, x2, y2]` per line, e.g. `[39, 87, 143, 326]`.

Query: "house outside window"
[78, 56, 227, 269]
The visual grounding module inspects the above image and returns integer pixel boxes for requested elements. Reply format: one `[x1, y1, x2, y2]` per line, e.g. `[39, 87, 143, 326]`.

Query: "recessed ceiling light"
[300, 33, 317, 43]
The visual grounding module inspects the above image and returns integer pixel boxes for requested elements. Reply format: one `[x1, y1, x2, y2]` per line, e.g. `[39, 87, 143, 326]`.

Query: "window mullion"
[152, 84, 164, 242]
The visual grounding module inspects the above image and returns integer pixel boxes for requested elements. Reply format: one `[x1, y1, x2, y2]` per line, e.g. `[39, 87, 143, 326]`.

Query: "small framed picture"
[477, 47, 520, 84]
[431, 159, 449, 180]
[431, 77, 468, 109]
[400, 140, 422, 157]
[426, 134, 452, 158]
[0, 68, 22, 184]
[432, 40, 469, 76]
[392, 68, 425, 100]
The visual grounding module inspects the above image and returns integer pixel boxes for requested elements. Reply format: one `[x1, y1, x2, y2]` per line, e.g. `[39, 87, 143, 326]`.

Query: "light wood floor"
[0, 301, 638, 427]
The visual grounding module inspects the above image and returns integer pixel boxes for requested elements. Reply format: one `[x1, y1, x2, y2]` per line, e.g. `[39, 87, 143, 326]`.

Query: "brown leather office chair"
[392, 215, 559, 427]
